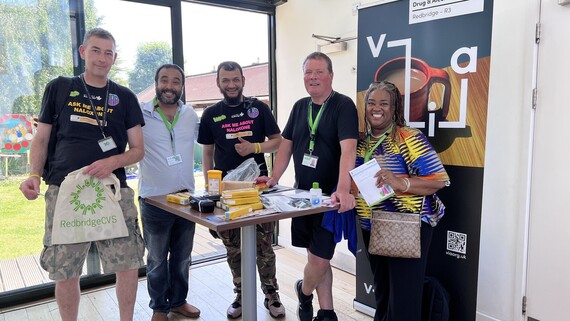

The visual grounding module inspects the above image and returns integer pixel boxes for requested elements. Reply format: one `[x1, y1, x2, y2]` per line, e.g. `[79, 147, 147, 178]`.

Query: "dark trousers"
[362, 222, 433, 321]
[139, 198, 196, 312]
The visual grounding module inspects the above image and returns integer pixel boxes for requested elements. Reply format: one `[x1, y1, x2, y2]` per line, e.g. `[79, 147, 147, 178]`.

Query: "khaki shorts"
[40, 185, 145, 280]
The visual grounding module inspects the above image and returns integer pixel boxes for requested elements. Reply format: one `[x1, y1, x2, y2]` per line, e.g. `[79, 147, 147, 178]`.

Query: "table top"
[145, 188, 339, 232]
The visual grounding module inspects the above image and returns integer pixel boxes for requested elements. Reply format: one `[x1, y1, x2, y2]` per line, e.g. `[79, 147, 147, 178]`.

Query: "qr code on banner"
[447, 230, 467, 254]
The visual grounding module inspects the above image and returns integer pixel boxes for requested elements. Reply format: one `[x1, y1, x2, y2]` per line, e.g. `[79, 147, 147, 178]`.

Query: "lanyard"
[307, 91, 334, 154]
[80, 74, 109, 139]
[154, 97, 180, 153]
[364, 124, 393, 162]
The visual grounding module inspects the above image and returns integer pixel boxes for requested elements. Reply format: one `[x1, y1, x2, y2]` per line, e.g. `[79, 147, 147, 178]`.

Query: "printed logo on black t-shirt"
[247, 107, 259, 119]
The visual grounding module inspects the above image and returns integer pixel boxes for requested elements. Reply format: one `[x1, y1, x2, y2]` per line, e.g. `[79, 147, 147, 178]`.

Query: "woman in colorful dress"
[354, 80, 450, 321]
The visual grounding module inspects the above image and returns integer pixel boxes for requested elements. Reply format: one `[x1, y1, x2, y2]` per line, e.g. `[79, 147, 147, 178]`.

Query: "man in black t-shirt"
[19, 28, 145, 321]
[198, 61, 284, 319]
[258, 52, 359, 321]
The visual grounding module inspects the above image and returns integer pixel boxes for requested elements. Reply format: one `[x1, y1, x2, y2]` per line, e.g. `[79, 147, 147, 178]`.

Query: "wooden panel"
[21, 305, 53, 321]
[0, 308, 29, 320]
[32, 255, 51, 284]
[0, 248, 370, 321]
[0, 258, 24, 291]
[17, 256, 47, 287]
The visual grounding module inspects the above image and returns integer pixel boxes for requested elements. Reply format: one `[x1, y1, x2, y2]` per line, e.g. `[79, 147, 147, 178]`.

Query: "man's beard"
[222, 89, 243, 106]
[156, 89, 181, 105]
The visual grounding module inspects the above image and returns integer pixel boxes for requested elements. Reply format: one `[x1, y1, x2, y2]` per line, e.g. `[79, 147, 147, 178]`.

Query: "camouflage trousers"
[40, 185, 145, 280]
[218, 222, 279, 294]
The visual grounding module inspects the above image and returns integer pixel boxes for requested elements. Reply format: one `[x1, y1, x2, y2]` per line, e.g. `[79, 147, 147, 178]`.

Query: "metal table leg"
[241, 224, 257, 321]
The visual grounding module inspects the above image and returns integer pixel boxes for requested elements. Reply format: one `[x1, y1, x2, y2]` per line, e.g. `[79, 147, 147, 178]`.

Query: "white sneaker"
[226, 293, 242, 319]
[264, 292, 286, 318]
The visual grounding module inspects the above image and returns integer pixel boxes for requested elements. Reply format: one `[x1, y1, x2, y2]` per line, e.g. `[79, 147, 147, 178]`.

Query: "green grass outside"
[0, 176, 147, 260]
[0, 171, 205, 260]
[0, 176, 47, 260]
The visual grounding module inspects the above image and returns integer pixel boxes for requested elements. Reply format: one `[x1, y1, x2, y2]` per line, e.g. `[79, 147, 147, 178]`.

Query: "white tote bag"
[51, 167, 128, 244]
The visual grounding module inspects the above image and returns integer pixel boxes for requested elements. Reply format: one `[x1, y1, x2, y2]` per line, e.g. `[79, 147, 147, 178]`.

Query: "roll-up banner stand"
[355, 1, 493, 320]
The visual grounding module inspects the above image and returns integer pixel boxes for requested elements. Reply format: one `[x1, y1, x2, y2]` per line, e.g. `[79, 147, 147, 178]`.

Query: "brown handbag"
[368, 210, 421, 258]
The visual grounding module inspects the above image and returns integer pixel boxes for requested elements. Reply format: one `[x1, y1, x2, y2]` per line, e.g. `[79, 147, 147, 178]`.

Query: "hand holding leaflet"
[349, 159, 395, 206]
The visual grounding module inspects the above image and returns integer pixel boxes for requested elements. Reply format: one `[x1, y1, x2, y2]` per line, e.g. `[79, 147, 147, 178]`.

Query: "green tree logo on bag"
[69, 177, 106, 215]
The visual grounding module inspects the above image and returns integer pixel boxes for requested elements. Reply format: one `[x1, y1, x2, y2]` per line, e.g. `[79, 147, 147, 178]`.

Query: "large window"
[0, 0, 274, 308]
[94, 0, 173, 92]
[181, 2, 268, 76]
[1, 0, 75, 303]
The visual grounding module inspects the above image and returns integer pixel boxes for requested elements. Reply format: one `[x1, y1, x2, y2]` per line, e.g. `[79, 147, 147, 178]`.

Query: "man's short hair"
[303, 52, 333, 73]
[83, 27, 116, 48]
[216, 61, 244, 79]
[154, 64, 186, 85]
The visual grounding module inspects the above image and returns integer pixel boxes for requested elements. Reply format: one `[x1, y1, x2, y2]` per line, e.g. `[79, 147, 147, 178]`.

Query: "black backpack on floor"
[422, 276, 450, 321]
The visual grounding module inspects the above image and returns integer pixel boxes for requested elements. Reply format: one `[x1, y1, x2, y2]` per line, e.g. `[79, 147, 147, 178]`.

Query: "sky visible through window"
[94, 0, 269, 77]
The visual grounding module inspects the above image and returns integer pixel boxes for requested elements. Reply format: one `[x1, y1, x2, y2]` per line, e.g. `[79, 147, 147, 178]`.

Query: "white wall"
[477, 1, 537, 320]
[275, 1, 540, 320]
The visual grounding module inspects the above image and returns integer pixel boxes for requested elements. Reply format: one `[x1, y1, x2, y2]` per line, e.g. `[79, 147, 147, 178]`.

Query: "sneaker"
[227, 293, 242, 319]
[295, 279, 313, 321]
[264, 292, 286, 318]
[312, 309, 338, 321]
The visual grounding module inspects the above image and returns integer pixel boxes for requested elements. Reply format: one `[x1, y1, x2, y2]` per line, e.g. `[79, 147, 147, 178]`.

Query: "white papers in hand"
[349, 159, 395, 206]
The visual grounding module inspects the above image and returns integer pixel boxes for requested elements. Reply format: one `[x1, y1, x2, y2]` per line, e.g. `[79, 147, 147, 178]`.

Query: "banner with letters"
[355, 1, 493, 320]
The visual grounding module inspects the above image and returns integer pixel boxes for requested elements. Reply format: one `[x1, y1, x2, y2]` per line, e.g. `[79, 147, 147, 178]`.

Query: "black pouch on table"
[190, 196, 215, 213]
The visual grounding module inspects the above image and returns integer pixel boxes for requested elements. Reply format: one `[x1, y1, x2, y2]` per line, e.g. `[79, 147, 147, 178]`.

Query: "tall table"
[145, 189, 337, 321]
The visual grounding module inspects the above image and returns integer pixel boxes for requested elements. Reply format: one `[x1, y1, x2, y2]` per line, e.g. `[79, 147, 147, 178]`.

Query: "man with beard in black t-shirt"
[198, 61, 284, 319]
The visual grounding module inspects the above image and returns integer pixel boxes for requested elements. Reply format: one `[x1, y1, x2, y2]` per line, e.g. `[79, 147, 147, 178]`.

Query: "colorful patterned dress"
[354, 126, 450, 230]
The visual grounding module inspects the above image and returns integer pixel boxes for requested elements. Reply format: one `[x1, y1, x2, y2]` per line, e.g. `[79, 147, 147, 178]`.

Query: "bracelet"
[255, 142, 262, 154]
[29, 174, 41, 179]
[402, 177, 410, 193]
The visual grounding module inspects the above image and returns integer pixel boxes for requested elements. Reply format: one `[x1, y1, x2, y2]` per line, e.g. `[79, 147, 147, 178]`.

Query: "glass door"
[0, 0, 75, 298]
[0, 0, 271, 308]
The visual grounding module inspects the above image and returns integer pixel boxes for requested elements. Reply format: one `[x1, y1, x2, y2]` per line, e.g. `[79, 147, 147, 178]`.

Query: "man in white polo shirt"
[138, 64, 201, 321]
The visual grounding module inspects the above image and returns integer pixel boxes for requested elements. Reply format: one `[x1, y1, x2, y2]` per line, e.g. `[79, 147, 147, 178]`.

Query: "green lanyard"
[154, 98, 180, 152]
[307, 92, 334, 154]
[364, 124, 393, 162]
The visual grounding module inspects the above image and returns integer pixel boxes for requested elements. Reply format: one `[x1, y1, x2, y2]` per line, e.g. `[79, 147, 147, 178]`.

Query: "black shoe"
[312, 309, 338, 321]
[295, 279, 313, 321]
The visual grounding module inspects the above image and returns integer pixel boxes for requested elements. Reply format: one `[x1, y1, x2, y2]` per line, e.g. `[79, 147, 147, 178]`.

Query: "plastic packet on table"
[260, 194, 312, 212]
[223, 158, 261, 182]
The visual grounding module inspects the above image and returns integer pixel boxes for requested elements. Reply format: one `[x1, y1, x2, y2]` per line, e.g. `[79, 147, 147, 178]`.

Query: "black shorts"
[291, 213, 336, 260]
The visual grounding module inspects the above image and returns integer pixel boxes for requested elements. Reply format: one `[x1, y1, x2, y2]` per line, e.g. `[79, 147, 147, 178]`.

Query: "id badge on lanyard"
[82, 74, 117, 153]
[156, 100, 182, 167]
[167, 154, 183, 166]
[303, 94, 331, 169]
[98, 136, 117, 152]
[302, 153, 319, 168]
